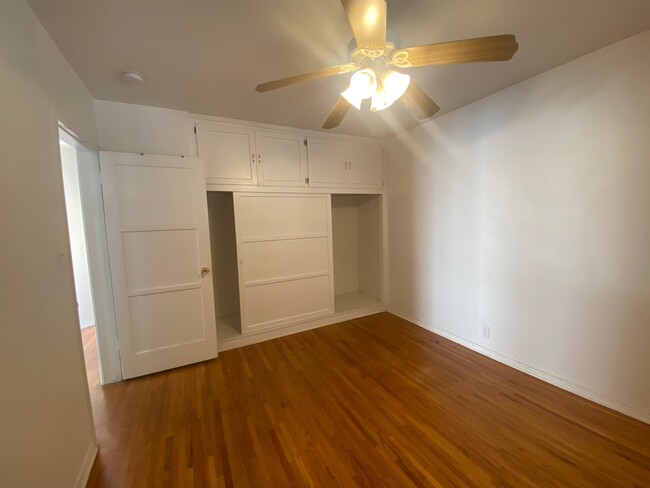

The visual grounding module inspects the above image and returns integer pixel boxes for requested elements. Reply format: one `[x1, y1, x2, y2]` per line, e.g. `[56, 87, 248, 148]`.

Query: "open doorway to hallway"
[58, 125, 122, 390]
[59, 130, 101, 391]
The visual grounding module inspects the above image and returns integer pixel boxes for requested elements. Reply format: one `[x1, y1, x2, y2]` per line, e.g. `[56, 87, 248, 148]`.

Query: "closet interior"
[207, 192, 242, 342]
[331, 194, 384, 313]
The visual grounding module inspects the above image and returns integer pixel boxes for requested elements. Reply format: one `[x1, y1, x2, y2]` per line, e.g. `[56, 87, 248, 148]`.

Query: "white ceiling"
[27, 0, 650, 139]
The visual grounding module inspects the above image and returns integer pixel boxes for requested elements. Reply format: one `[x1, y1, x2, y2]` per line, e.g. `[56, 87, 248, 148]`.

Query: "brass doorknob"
[200, 267, 210, 277]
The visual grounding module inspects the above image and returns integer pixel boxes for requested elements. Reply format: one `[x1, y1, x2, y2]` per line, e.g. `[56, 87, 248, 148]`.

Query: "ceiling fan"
[255, 0, 519, 129]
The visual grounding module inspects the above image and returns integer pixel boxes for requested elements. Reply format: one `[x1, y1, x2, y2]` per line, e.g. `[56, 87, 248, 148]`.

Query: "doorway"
[58, 125, 122, 386]
[60, 133, 99, 390]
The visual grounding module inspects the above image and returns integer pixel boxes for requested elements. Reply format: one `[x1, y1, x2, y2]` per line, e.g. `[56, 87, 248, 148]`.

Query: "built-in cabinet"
[234, 193, 335, 332]
[196, 124, 308, 187]
[307, 137, 383, 189]
[195, 120, 382, 190]
[196, 123, 258, 185]
[101, 116, 388, 377]
[206, 190, 386, 351]
[255, 130, 307, 187]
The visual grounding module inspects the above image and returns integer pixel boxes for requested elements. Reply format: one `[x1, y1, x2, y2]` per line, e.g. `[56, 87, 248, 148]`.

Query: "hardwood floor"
[83, 313, 650, 487]
[81, 325, 101, 393]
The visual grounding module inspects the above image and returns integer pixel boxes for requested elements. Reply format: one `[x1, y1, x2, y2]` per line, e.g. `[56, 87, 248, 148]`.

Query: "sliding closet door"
[101, 152, 217, 379]
[234, 193, 335, 332]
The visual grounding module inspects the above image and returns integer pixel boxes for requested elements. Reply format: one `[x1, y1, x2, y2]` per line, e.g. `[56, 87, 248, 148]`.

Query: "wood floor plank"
[82, 314, 650, 487]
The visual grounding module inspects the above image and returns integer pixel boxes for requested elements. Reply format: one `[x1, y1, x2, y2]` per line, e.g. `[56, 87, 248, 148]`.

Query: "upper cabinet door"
[348, 143, 383, 188]
[195, 123, 257, 185]
[306, 137, 348, 188]
[255, 130, 306, 187]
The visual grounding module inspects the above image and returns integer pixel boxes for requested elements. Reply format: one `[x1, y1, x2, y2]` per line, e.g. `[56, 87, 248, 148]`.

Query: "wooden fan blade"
[256, 64, 356, 93]
[392, 34, 519, 68]
[403, 83, 440, 120]
[322, 97, 352, 129]
[341, 0, 387, 50]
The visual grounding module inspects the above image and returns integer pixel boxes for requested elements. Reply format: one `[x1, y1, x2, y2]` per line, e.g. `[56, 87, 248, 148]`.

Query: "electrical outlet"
[481, 325, 490, 339]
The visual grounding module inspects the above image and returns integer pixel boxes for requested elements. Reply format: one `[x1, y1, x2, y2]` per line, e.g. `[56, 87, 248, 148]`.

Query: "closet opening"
[331, 194, 384, 313]
[207, 192, 242, 343]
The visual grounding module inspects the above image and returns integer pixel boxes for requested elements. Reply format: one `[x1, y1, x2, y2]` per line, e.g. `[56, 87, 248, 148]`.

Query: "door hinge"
[193, 126, 197, 134]
[305, 177, 309, 184]
[304, 138, 308, 146]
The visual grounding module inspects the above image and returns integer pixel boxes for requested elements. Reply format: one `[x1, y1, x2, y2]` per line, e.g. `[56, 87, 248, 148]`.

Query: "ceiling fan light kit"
[341, 68, 377, 109]
[255, 0, 519, 129]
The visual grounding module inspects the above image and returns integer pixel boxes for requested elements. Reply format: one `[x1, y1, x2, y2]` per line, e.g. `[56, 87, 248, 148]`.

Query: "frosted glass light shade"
[382, 70, 410, 104]
[342, 69, 377, 110]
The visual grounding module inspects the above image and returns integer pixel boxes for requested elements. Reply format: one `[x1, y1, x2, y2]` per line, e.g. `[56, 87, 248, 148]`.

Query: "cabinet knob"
[200, 266, 210, 277]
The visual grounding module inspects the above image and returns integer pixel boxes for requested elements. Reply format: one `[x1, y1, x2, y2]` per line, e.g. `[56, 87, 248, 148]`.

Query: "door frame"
[58, 121, 122, 384]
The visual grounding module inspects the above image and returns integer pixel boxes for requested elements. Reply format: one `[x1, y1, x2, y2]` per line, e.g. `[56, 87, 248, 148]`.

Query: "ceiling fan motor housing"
[347, 29, 402, 66]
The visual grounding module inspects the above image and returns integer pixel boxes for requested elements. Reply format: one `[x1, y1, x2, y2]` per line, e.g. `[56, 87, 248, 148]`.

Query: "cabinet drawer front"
[243, 275, 333, 330]
[236, 194, 329, 240]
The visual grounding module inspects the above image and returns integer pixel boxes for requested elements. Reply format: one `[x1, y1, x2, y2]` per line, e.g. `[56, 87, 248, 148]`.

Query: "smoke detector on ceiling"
[121, 70, 144, 85]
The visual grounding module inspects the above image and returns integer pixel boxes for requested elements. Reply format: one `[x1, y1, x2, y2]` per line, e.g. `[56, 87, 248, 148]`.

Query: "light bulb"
[382, 70, 410, 104]
[371, 85, 394, 112]
[342, 69, 377, 109]
[364, 7, 379, 26]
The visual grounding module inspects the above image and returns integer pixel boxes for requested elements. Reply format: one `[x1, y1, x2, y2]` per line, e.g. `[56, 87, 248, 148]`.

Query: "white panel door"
[348, 142, 383, 188]
[195, 122, 257, 185]
[255, 129, 306, 187]
[306, 137, 348, 188]
[100, 152, 217, 379]
[234, 193, 335, 332]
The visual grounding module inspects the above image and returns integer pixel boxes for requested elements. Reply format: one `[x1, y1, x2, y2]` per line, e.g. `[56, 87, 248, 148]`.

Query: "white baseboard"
[218, 305, 386, 352]
[390, 311, 650, 425]
[74, 442, 98, 488]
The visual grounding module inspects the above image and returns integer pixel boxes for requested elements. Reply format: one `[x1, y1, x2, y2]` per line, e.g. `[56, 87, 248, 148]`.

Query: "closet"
[196, 118, 386, 351]
[207, 192, 242, 342]
[99, 118, 388, 376]
[331, 194, 384, 312]
[207, 190, 385, 350]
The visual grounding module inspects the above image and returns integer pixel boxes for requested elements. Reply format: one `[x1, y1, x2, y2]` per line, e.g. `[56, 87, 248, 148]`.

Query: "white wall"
[61, 141, 96, 328]
[385, 31, 650, 422]
[95, 100, 193, 156]
[0, 0, 98, 486]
